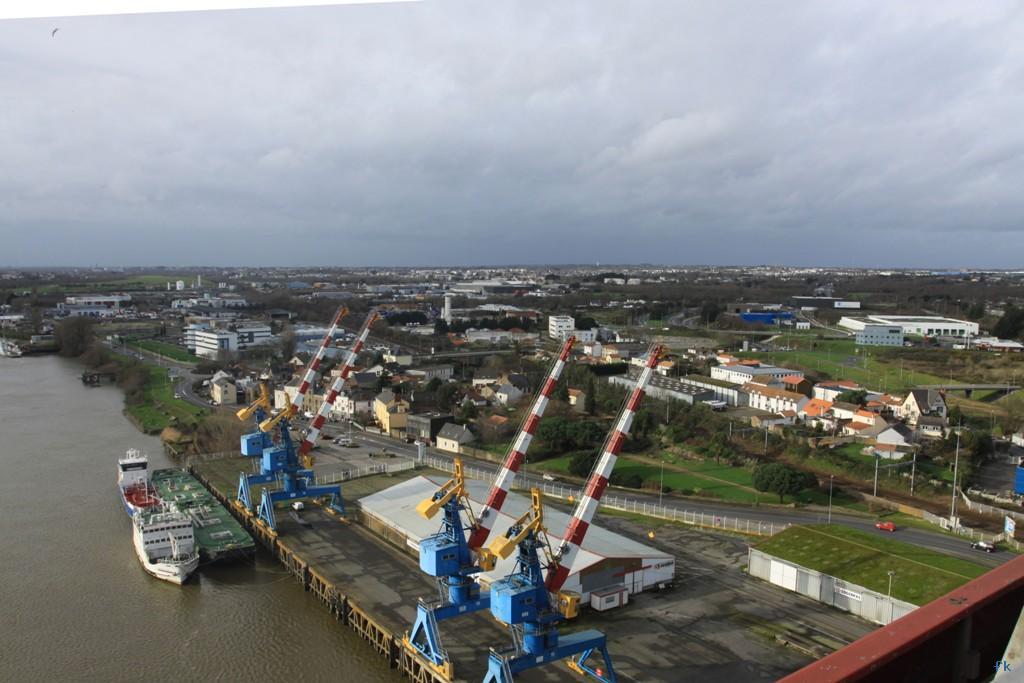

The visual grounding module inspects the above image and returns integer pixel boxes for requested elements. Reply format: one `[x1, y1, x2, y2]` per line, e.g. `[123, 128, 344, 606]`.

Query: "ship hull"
[132, 526, 199, 584]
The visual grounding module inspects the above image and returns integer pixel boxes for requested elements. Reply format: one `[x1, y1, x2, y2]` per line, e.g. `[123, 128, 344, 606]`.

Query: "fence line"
[422, 455, 786, 537]
[315, 459, 416, 485]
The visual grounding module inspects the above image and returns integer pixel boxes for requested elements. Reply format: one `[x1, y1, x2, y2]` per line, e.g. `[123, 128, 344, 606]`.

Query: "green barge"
[151, 468, 255, 563]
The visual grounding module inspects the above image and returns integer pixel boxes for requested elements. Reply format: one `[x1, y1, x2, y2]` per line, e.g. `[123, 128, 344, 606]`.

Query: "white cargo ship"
[132, 507, 200, 585]
[0, 337, 22, 358]
[117, 449, 161, 517]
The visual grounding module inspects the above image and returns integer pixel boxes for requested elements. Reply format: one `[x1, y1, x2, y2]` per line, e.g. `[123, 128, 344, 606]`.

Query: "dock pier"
[188, 466, 521, 683]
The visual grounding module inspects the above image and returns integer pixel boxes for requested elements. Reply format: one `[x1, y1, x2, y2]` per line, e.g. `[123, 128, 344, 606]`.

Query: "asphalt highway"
[344, 429, 1009, 569]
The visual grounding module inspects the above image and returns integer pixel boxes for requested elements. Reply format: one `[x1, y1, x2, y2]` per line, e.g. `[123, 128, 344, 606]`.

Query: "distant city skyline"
[2, 1, 1023, 267]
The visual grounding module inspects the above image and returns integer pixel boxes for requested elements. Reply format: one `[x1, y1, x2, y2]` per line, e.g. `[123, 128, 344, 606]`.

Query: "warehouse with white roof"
[359, 475, 675, 601]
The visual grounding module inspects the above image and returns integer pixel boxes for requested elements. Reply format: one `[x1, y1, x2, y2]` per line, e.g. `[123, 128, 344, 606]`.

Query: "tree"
[835, 389, 868, 405]
[700, 301, 722, 324]
[584, 375, 596, 416]
[458, 400, 478, 421]
[966, 302, 986, 320]
[278, 329, 297, 359]
[436, 383, 459, 412]
[433, 318, 449, 335]
[994, 304, 1024, 340]
[54, 317, 94, 357]
[752, 463, 807, 503]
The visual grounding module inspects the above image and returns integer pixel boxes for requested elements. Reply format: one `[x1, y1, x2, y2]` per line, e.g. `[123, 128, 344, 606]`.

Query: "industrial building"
[57, 294, 132, 317]
[360, 475, 675, 602]
[711, 363, 803, 386]
[609, 368, 715, 405]
[838, 315, 979, 337]
[854, 324, 904, 347]
[683, 374, 749, 406]
[184, 322, 273, 359]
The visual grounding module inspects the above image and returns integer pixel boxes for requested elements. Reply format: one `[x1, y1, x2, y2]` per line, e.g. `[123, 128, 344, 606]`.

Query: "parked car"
[971, 541, 996, 553]
[875, 521, 897, 532]
[173, 393, 181, 399]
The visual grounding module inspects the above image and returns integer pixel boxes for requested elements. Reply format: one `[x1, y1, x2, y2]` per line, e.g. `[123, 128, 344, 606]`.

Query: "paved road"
[103, 341, 212, 409]
[342, 429, 1010, 569]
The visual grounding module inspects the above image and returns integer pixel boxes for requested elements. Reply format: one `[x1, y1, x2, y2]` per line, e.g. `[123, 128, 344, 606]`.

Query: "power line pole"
[950, 420, 962, 522]
[874, 455, 880, 497]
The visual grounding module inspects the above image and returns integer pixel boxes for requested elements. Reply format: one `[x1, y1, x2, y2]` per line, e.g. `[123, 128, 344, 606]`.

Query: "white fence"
[423, 456, 787, 537]
[748, 548, 917, 626]
[314, 459, 416, 485]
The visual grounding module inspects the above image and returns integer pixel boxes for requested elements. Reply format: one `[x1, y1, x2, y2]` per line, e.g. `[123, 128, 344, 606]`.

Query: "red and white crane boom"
[466, 336, 576, 552]
[544, 343, 663, 593]
[296, 309, 381, 459]
[259, 305, 349, 433]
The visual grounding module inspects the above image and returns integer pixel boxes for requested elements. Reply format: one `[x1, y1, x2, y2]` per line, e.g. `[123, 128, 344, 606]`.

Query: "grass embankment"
[757, 524, 987, 604]
[125, 365, 207, 433]
[534, 452, 865, 509]
[126, 339, 200, 363]
[744, 339, 949, 393]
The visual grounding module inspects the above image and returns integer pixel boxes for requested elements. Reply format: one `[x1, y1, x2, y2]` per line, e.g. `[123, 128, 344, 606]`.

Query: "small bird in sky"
[51, 28, 59, 37]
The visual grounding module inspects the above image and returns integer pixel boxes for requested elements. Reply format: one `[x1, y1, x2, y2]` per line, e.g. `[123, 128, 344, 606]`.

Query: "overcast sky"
[2, 1, 1023, 268]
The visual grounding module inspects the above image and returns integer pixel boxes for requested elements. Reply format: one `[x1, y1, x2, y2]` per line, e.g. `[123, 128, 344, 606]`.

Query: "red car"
[875, 521, 897, 532]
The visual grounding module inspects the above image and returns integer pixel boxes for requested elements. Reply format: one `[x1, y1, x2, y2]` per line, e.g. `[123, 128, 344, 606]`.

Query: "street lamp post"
[659, 458, 665, 507]
[828, 475, 834, 524]
[887, 570, 895, 597]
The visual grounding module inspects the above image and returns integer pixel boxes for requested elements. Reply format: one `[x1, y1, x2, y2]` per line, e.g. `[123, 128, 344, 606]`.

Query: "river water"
[0, 355, 394, 682]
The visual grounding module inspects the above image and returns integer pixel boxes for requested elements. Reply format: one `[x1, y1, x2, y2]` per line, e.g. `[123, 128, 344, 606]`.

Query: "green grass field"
[125, 366, 207, 432]
[746, 348, 948, 392]
[534, 452, 863, 507]
[757, 524, 987, 604]
[127, 339, 200, 363]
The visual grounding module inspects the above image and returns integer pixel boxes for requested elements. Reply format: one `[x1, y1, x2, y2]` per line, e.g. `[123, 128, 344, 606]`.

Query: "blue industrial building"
[740, 311, 794, 325]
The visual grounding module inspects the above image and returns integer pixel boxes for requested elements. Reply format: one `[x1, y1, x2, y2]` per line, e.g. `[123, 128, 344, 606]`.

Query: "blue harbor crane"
[404, 460, 496, 678]
[403, 338, 579, 677]
[236, 375, 274, 458]
[482, 489, 615, 683]
[235, 410, 345, 532]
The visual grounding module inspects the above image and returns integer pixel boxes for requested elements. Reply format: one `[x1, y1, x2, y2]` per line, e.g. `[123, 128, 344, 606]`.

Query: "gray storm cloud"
[1, 0, 1022, 267]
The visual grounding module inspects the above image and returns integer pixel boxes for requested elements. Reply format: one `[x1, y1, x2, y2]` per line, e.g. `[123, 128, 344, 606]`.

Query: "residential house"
[436, 423, 476, 454]
[568, 388, 587, 412]
[374, 390, 411, 437]
[917, 415, 947, 439]
[406, 413, 454, 443]
[812, 380, 862, 402]
[782, 375, 812, 396]
[743, 384, 808, 415]
[472, 370, 502, 387]
[830, 402, 861, 421]
[332, 389, 375, 420]
[211, 377, 236, 405]
[275, 378, 325, 415]
[876, 423, 915, 448]
[899, 389, 948, 426]
[494, 383, 524, 407]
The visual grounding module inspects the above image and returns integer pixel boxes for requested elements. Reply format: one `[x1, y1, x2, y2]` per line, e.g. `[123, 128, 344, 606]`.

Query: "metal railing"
[314, 459, 416, 485]
[422, 455, 786, 537]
